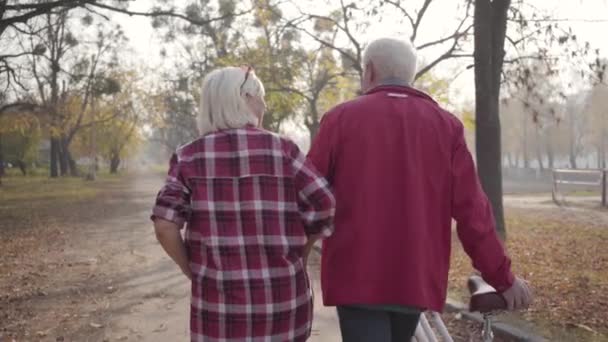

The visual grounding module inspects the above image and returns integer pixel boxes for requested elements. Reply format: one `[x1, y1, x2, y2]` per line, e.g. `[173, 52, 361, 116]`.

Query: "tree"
[284, 0, 474, 84]
[93, 90, 141, 174]
[17, 6, 127, 177]
[585, 83, 608, 169]
[564, 93, 588, 169]
[233, 0, 307, 133]
[146, 0, 245, 151]
[0, 111, 41, 176]
[473, 0, 511, 238]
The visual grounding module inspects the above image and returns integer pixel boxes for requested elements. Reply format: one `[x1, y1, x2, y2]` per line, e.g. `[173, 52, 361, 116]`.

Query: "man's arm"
[451, 122, 514, 292]
[154, 219, 192, 280]
[307, 110, 338, 181]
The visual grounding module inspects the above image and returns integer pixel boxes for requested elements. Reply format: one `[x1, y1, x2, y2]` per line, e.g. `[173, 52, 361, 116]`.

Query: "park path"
[98, 174, 341, 342]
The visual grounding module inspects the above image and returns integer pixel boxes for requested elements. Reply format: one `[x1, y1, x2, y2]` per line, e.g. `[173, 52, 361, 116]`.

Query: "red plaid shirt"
[152, 126, 335, 341]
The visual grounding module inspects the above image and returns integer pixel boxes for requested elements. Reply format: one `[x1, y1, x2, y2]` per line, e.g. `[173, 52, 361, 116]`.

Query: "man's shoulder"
[322, 96, 368, 123]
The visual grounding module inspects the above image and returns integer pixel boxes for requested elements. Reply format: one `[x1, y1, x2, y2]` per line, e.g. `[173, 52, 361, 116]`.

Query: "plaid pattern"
[152, 126, 335, 341]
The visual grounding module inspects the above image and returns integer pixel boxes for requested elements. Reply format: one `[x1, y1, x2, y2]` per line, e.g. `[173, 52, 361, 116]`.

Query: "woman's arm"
[154, 218, 192, 280]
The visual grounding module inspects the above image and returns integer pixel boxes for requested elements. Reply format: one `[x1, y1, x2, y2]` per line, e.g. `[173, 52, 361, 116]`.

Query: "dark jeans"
[337, 306, 420, 342]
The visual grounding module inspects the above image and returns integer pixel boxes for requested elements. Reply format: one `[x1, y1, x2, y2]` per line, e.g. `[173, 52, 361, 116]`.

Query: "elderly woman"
[151, 66, 335, 341]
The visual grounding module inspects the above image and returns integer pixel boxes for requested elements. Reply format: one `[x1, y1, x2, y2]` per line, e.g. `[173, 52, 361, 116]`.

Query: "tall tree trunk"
[546, 130, 554, 170]
[473, 0, 510, 239]
[507, 153, 514, 168]
[570, 148, 578, 169]
[50, 137, 59, 178]
[568, 110, 578, 169]
[16, 160, 27, 176]
[536, 126, 545, 171]
[68, 155, 78, 176]
[0, 133, 4, 185]
[601, 115, 606, 169]
[61, 137, 79, 176]
[308, 121, 320, 145]
[523, 110, 529, 168]
[110, 151, 120, 174]
[307, 103, 320, 143]
[58, 136, 68, 176]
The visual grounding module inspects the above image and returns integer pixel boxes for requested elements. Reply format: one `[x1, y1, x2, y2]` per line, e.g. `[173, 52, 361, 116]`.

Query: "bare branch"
[88, 2, 255, 28]
[416, 24, 473, 50]
[383, 0, 416, 31]
[0, 102, 39, 115]
[412, 0, 433, 42]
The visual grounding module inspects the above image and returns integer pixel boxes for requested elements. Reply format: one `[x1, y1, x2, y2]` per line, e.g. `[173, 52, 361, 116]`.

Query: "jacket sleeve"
[451, 121, 515, 292]
[290, 141, 336, 238]
[307, 110, 338, 184]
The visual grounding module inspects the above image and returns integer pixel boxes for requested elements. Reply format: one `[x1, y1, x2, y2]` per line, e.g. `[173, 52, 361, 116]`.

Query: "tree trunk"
[307, 103, 321, 143]
[110, 153, 120, 174]
[601, 117, 606, 169]
[0, 133, 4, 185]
[570, 149, 578, 169]
[523, 110, 529, 169]
[16, 160, 27, 176]
[536, 127, 545, 171]
[308, 121, 320, 145]
[61, 137, 79, 176]
[546, 131, 554, 170]
[68, 155, 78, 176]
[507, 153, 514, 168]
[473, 0, 510, 239]
[50, 137, 60, 178]
[58, 136, 69, 176]
[568, 110, 578, 169]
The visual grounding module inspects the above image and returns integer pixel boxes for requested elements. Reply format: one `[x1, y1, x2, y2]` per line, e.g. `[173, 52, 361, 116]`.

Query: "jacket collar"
[364, 82, 437, 104]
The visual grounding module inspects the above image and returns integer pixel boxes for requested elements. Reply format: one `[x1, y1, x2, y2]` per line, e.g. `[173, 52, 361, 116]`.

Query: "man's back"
[308, 85, 513, 312]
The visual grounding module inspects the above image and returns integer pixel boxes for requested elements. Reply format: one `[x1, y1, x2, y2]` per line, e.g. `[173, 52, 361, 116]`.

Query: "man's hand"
[501, 276, 532, 310]
[303, 234, 322, 267]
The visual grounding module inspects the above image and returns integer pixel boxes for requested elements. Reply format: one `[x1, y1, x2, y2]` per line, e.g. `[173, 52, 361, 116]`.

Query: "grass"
[0, 173, 123, 202]
[564, 190, 602, 197]
[448, 206, 608, 341]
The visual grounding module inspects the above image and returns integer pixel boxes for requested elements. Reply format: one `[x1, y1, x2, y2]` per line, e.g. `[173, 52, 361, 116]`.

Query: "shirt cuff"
[151, 205, 186, 229]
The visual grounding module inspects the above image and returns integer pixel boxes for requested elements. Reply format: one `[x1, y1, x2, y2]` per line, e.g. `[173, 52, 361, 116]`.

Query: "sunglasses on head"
[240, 65, 253, 94]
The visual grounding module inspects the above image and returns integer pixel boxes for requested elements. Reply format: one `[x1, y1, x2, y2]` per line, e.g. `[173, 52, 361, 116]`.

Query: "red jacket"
[308, 85, 514, 312]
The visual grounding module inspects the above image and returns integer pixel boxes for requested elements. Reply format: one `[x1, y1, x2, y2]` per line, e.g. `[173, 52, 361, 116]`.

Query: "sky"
[109, 0, 608, 145]
[112, 0, 608, 86]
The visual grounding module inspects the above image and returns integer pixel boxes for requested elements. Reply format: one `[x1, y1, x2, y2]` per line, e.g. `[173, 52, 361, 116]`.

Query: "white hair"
[197, 66, 265, 136]
[362, 38, 418, 85]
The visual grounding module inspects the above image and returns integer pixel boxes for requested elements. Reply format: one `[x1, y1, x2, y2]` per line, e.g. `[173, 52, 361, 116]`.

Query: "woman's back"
[154, 126, 334, 341]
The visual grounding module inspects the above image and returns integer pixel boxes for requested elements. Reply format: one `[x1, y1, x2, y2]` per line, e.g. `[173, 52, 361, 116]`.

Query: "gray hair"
[197, 66, 265, 136]
[362, 38, 418, 85]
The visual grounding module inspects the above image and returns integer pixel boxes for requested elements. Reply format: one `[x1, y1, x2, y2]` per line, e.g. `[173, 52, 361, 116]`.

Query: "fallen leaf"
[153, 323, 167, 332]
[575, 324, 596, 333]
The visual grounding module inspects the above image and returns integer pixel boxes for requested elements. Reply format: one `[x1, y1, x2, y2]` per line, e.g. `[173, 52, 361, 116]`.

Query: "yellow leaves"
[450, 206, 608, 338]
[461, 110, 476, 132]
[415, 72, 452, 108]
[0, 112, 40, 135]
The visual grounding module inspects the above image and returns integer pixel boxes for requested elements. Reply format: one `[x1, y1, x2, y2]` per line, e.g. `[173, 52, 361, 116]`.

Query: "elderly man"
[307, 38, 532, 341]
